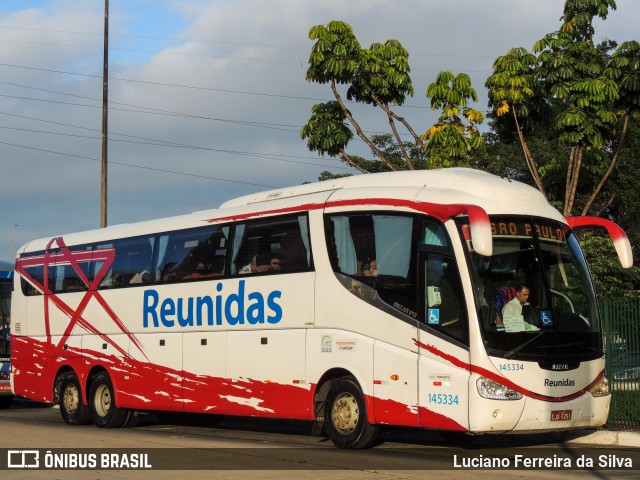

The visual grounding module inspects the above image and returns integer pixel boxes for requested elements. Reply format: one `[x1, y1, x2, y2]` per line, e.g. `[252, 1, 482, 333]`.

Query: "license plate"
[551, 410, 572, 421]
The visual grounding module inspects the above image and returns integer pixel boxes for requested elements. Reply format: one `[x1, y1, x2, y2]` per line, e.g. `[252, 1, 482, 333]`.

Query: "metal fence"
[602, 298, 640, 430]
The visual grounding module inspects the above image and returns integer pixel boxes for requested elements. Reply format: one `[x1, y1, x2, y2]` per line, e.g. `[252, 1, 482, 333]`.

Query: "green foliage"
[347, 39, 414, 106]
[300, 102, 353, 156]
[535, 30, 619, 151]
[606, 41, 640, 114]
[579, 232, 640, 298]
[422, 72, 485, 167]
[561, 0, 617, 42]
[303, 21, 483, 176]
[317, 171, 353, 182]
[486, 47, 538, 118]
[306, 21, 361, 85]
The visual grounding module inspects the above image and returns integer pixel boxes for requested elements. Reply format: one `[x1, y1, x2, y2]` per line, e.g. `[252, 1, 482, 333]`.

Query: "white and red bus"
[11, 168, 633, 448]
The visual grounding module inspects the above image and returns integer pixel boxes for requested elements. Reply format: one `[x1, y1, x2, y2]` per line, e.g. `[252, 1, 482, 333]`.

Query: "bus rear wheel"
[59, 373, 91, 425]
[324, 376, 379, 449]
[89, 372, 128, 428]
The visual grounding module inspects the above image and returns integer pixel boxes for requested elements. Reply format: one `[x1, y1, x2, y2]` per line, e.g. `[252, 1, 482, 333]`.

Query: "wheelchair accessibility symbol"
[427, 308, 440, 325]
[539, 310, 553, 327]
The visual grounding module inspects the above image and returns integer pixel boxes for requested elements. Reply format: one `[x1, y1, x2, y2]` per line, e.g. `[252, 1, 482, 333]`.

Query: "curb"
[565, 430, 640, 448]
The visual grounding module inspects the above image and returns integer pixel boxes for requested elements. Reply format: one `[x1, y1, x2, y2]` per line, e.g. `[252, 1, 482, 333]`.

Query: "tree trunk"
[564, 145, 583, 216]
[386, 114, 413, 169]
[512, 107, 546, 198]
[581, 114, 629, 215]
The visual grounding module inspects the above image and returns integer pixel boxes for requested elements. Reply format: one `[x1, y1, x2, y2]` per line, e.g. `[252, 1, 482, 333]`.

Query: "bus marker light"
[390, 375, 399, 381]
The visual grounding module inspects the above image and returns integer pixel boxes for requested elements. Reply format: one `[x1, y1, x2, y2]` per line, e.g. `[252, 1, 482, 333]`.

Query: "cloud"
[0, 0, 638, 258]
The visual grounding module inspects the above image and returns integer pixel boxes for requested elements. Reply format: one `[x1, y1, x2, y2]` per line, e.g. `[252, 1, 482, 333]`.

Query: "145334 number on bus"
[428, 393, 459, 405]
[499, 363, 524, 372]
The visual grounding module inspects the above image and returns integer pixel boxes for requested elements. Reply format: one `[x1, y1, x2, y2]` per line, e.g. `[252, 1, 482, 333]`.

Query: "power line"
[0, 82, 416, 139]
[0, 24, 496, 59]
[0, 62, 432, 109]
[0, 139, 282, 188]
[0, 124, 355, 171]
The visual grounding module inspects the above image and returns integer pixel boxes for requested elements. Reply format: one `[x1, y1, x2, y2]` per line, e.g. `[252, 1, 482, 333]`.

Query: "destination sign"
[490, 220, 565, 242]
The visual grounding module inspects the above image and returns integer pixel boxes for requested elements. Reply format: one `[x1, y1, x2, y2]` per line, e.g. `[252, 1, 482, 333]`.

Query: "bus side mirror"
[566, 216, 633, 269]
[448, 204, 492, 257]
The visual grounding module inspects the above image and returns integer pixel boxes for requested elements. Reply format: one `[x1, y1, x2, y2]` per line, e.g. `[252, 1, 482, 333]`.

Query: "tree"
[534, 28, 618, 216]
[421, 72, 485, 168]
[486, 0, 640, 218]
[486, 48, 546, 196]
[301, 21, 484, 174]
[583, 40, 640, 215]
[579, 232, 640, 298]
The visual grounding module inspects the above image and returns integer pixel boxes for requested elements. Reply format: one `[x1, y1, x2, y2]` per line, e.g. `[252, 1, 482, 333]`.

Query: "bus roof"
[220, 168, 557, 215]
[18, 168, 563, 254]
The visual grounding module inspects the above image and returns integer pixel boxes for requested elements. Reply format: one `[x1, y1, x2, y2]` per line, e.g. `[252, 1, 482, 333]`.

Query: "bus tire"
[324, 376, 379, 449]
[59, 374, 92, 425]
[88, 372, 128, 428]
[0, 396, 14, 409]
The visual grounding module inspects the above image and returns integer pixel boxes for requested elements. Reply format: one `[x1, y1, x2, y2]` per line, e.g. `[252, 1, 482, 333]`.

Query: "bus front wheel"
[324, 376, 379, 449]
[59, 374, 91, 425]
[89, 372, 128, 428]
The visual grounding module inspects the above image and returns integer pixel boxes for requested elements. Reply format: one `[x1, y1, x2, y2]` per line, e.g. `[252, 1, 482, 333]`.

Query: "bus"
[1, 259, 13, 408]
[10, 168, 633, 448]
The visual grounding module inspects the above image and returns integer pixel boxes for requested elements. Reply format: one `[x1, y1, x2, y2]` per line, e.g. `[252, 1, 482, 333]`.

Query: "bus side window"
[20, 260, 44, 296]
[231, 214, 312, 275]
[100, 237, 154, 288]
[156, 225, 229, 283]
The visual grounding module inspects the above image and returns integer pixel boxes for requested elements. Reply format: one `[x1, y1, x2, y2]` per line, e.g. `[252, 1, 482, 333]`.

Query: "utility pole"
[101, 0, 109, 228]
[11, 225, 19, 259]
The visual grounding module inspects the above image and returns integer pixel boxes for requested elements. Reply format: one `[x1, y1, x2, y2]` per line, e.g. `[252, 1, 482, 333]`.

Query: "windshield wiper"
[504, 330, 554, 359]
[544, 341, 602, 355]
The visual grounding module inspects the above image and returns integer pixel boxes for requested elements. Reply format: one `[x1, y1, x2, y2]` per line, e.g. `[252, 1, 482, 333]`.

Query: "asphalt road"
[0, 399, 638, 480]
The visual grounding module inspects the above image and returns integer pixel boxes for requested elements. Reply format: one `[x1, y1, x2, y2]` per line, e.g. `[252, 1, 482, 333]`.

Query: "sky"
[0, 0, 639, 261]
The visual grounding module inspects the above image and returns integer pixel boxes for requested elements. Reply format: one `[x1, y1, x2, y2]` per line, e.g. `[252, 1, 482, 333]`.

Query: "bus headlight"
[477, 377, 523, 400]
[588, 376, 610, 397]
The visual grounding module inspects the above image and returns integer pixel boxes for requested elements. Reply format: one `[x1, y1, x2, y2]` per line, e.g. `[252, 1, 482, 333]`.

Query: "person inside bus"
[184, 262, 213, 279]
[501, 284, 540, 331]
[240, 252, 273, 274]
[362, 259, 378, 277]
[270, 253, 284, 271]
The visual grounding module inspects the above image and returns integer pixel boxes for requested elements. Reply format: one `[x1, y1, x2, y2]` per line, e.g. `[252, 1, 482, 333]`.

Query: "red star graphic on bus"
[15, 236, 146, 359]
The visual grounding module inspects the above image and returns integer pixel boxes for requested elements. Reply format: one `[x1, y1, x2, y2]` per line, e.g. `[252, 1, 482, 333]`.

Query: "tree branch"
[371, 93, 421, 141]
[594, 192, 616, 218]
[581, 114, 629, 215]
[330, 80, 397, 171]
[565, 145, 583, 216]
[386, 113, 413, 169]
[340, 149, 369, 173]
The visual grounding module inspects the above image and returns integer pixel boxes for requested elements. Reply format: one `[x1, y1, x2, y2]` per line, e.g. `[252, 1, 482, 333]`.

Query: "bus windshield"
[460, 216, 601, 361]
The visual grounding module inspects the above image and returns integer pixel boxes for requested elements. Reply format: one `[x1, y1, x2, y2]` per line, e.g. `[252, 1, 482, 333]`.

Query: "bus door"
[417, 244, 471, 431]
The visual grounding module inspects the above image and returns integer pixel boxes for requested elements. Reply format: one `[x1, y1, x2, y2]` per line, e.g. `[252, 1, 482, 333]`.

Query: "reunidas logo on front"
[544, 378, 576, 387]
